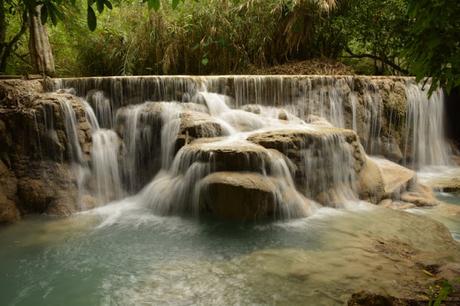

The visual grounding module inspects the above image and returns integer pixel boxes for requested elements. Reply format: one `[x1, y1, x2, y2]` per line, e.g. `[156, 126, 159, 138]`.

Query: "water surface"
[1, 198, 459, 306]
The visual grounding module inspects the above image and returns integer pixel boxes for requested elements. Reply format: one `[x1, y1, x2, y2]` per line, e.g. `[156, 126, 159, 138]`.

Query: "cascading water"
[4, 76, 460, 306]
[49, 75, 455, 219]
[87, 90, 113, 129]
[404, 83, 451, 169]
[91, 130, 124, 203]
[160, 103, 182, 169]
[59, 99, 84, 164]
[58, 98, 89, 209]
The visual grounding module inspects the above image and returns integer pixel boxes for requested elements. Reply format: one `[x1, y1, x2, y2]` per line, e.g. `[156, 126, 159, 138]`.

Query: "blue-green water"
[1, 199, 460, 306]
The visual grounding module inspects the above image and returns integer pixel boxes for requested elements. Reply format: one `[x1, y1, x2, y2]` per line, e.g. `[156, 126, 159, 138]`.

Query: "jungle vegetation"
[0, 0, 459, 93]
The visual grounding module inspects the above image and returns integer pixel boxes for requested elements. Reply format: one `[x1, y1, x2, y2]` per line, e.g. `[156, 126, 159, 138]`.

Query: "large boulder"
[199, 172, 278, 220]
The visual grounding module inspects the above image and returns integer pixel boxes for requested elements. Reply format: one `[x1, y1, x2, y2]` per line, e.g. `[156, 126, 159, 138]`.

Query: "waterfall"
[91, 130, 124, 203]
[115, 102, 163, 192]
[59, 98, 84, 164]
[87, 90, 113, 129]
[58, 95, 125, 207]
[298, 133, 358, 206]
[58, 98, 90, 209]
[160, 103, 182, 169]
[82, 99, 100, 131]
[49, 75, 454, 219]
[404, 83, 451, 169]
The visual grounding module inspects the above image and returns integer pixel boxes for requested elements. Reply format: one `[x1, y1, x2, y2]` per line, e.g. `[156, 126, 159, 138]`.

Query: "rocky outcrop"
[0, 79, 92, 223]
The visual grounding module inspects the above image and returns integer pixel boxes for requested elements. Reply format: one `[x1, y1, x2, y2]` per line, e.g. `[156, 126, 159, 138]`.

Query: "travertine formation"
[0, 76, 448, 223]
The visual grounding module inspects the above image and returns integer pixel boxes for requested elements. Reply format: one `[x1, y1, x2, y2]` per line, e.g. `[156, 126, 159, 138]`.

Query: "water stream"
[1, 76, 459, 305]
[0, 200, 459, 306]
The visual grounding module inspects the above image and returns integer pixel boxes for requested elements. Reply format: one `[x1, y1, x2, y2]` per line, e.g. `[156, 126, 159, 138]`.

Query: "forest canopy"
[0, 0, 459, 93]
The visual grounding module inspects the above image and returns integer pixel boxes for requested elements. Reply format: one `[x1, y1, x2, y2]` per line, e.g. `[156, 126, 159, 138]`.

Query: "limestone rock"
[400, 183, 439, 207]
[16, 162, 78, 215]
[181, 139, 272, 174]
[179, 111, 224, 139]
[0, 160, 20, 223]
[358, 157, 416, 203]
[378, 199, 416, 210]
[0, 194, 20, 224]
[199, 172, 277, 220]
[372, 157, 415, 195]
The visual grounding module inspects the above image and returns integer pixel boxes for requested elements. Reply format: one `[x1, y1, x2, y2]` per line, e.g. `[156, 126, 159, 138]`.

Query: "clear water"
[1, 200, 459, 306]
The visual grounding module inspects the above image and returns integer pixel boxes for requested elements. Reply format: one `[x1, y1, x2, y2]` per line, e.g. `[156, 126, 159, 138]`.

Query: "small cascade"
[91, 130, 124, 203]
[115, 102, 163, 192]
[87, 90, 113, 129]
[160, 103, 182, 169]
[82, 99, 100, 131]
[363, 82, 383, 154]
[59, 98, 84, 164]
[58, 98, 90, 209]
[58, 95, 125, 207]
[299, 133, 358, 206]
[350, 92, 358, 131]
[404, 83, 451, 169]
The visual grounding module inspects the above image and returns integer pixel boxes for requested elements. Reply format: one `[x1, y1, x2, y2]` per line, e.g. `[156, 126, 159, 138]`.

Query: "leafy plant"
[404, 0, 460, 95]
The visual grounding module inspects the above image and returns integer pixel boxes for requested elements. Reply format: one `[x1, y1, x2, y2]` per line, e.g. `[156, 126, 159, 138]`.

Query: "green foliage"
[62, 0, 340, 76]
[2, 0, 459, 84]
[428, 278, 459, 306]
[329, 0, 410, 75]
[404, 0, 460, 94]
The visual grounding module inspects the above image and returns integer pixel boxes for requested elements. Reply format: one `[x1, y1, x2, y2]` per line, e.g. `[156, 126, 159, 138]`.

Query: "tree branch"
[342, 47, 408, 74]
[0, 10, 28, 72]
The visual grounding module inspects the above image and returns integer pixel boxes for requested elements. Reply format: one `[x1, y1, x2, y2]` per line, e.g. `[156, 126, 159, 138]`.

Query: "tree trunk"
[28, 5, 55, 76]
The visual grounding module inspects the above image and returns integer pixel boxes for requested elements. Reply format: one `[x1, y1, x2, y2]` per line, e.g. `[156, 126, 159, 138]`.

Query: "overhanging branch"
[0, 11, 28, 72]
[343, 47, 408, 74]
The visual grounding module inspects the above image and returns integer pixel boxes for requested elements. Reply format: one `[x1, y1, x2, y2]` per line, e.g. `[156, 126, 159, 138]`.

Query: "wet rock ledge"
[0, 79, 92, 224]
